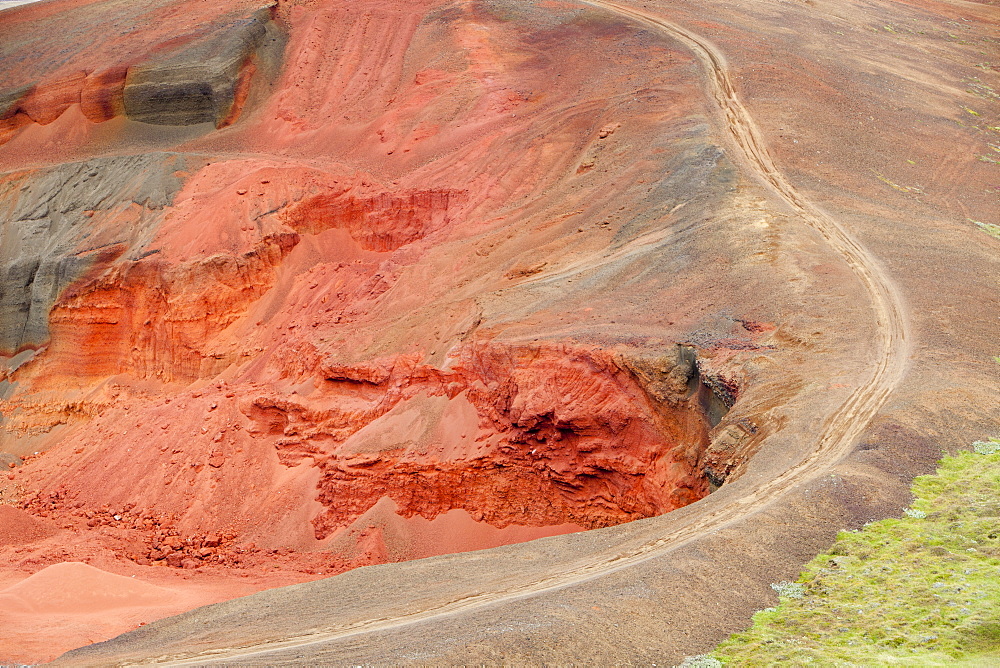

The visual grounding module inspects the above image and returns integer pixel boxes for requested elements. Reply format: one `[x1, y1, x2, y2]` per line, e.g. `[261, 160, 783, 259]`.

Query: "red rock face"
[80, 67, 128, 122]
[17, 342, 709, 547]
[282, 188, 461, 252]
[44, 232, 300, 381]
[20, 72, 89, 125]
[302, 343, 709, 538]
[0, 0, 760, 660]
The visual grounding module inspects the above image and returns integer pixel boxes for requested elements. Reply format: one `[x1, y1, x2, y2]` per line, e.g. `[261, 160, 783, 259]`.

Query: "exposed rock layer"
[0, 1, 280, 133]
[0, 154, 189, 355]
[122, 7, 275, 126]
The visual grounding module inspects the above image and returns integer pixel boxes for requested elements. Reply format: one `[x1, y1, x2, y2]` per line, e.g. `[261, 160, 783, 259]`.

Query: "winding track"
[155, 2, 912, 663]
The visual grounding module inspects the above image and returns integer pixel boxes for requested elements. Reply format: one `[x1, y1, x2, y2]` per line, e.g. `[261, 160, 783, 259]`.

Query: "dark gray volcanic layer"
[0, 154, 189, 355]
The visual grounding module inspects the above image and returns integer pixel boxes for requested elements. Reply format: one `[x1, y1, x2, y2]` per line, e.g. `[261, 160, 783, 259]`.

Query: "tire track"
[152, 3, 912, 663]
[587, 0, 910, 462]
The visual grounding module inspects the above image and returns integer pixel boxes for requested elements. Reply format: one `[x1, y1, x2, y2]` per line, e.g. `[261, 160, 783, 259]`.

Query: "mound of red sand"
[0, 505, 56, 546]
[0, 561, 174, 614]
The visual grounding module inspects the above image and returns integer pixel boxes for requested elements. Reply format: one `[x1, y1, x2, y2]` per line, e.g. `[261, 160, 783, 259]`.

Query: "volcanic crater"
[0, 0, 784, 660]
[19, 0, 995, 658]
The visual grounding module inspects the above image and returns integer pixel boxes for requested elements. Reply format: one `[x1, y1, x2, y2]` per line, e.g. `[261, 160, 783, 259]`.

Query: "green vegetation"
[713, 438, 1000, 666]
[974, 221, 1000, 240]
[870, 169, 924, 195]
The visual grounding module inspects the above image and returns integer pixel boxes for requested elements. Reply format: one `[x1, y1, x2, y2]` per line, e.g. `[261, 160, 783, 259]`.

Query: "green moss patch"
[714, 438, 1000, 666]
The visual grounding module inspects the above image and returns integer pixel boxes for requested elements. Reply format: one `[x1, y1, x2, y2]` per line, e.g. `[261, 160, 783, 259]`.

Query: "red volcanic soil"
[0, 0, 758, 660]
[0, 560, 263, 664]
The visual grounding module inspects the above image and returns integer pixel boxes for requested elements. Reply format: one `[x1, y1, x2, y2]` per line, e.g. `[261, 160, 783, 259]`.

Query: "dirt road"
[587, 0, 911, 471]
[130, 3, 912, 663]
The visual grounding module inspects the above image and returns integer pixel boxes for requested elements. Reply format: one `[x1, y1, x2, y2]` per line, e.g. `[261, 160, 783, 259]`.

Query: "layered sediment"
[0, 0, 281, 136]
[122, 7, 275, 127]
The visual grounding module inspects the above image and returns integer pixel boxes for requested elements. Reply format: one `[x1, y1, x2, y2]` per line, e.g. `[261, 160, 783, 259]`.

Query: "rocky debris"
[142, 530, 241, 569]
[16, 490, 247, 569]
[597, 122, 620, 139]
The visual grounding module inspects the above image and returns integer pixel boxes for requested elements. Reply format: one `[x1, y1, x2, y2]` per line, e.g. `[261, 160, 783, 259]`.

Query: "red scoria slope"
[0, 0, 796, 660]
